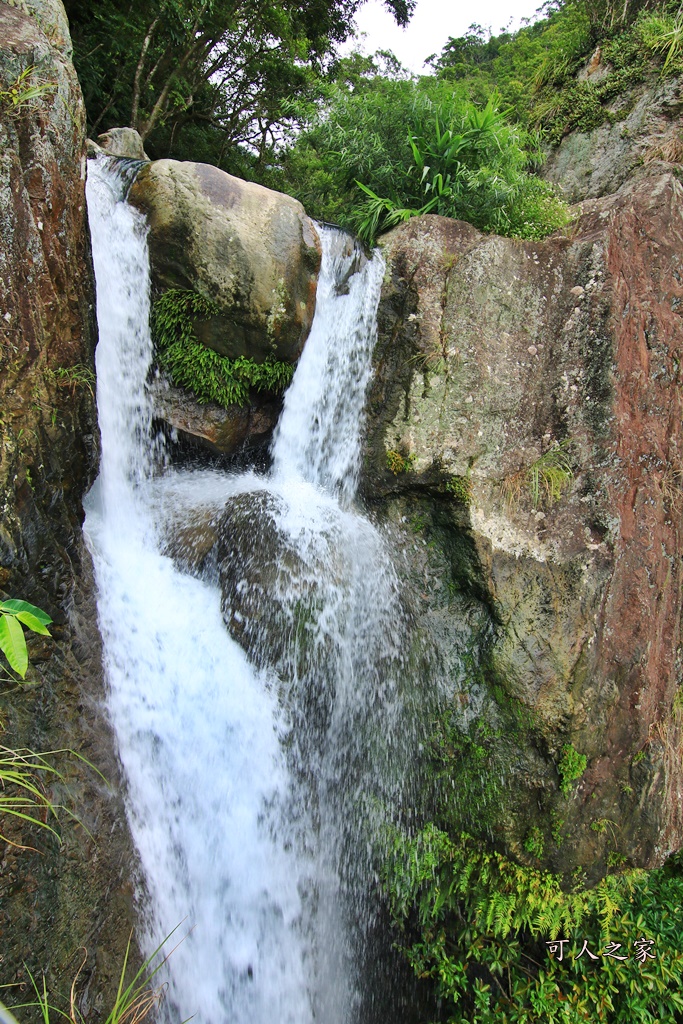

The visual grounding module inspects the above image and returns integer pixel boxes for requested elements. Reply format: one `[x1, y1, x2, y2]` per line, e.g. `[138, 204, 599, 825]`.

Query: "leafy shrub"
[349, 98, 568, 244]
[383, 823, 683, 1024]
[152, 290, 294, 408]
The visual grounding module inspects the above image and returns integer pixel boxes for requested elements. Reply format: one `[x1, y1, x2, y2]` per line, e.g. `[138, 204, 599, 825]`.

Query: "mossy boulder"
[129, 159, 322, 363]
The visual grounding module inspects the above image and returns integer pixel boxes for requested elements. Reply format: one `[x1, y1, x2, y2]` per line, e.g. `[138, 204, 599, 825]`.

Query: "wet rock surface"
[362, 170, 683, 878]
[0, 0, 138, 1010]
[150, 376, 281, 455]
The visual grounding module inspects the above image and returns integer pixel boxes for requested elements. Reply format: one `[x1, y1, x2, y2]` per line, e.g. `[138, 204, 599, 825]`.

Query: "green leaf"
[0, 599, 52, 626]
[13, 611, 51, 636]
[0, 614, 28, 677]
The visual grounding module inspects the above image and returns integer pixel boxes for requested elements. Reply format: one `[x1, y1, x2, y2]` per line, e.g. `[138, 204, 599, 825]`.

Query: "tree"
[65, 0, 415, 162]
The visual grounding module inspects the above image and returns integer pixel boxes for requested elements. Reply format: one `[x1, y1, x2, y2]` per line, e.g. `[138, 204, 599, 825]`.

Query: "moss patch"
[152, 289, 294, 408]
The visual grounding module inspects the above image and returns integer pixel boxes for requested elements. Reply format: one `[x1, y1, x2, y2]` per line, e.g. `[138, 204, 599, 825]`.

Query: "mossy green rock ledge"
[129, 158, 322, 364]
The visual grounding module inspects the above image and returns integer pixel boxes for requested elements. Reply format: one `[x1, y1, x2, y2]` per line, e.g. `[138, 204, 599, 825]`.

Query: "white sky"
[349, 0, 545, 74]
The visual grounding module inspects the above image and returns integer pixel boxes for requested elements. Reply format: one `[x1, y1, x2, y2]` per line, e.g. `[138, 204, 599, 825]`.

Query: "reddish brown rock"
[151, 376, 281, 454]
[362, 171, 683, 877]
[0, 0, 138, 1011]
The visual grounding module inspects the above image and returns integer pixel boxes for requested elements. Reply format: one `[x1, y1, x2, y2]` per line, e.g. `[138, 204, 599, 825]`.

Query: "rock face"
[151, 376, 281, 455]
[543, 74, 683, 202]
[129, 159, 322, 363]
[362, 170, 683, 879]
[0, 0, 137, 1012]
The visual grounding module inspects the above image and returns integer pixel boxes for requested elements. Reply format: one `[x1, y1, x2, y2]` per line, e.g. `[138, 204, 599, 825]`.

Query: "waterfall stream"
[84, 158, 416, 1024]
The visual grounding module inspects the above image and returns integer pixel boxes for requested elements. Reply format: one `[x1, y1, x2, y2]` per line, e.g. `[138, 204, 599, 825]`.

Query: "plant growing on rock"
[382, 823, 683, 1024]
[503, 440, 574, 509]
[0, 67, 55, 119]
[152, 289, 294, 408]
[7, 929, 182, 1024]
[523, 825, 545, 858]
[557, 742, 587, 793]
[386, 448, 416, 474]
[445, 474, 472, 505]
[0, 745, 64, 847]
[46, 364, 96, 399]
[0, 598, 52, 680]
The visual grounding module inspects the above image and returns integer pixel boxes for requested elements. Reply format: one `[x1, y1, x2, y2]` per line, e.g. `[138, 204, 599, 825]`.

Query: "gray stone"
[96, 126, 149, 161]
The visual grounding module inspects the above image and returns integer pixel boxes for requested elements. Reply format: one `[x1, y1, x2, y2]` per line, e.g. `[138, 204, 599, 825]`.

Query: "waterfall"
[84, 158, 415, 1024]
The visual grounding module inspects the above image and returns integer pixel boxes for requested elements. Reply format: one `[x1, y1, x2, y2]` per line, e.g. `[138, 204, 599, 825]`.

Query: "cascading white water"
[84, 158, 415, 1024]
[271, 230, 384, 501]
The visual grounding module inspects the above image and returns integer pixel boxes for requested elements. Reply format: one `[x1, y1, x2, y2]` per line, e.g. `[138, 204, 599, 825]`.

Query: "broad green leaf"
[14, 611, 51, 636]
[0, 599, 52, 625]
[0, 613, 28, 677]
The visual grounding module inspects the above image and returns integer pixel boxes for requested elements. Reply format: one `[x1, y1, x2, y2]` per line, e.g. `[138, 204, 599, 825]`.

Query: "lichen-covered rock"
[129, 159, 322, 363]
[543, 74, 683, 202]
[362, 170, 683, 879]
[0, 0, 138, 1011]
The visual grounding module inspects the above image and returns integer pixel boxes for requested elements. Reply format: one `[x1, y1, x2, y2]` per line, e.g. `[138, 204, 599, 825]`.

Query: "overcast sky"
[349, 0, 544, 73]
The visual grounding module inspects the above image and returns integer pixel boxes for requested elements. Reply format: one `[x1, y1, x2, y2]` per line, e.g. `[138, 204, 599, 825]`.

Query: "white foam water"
[84, 158, 410, 1024]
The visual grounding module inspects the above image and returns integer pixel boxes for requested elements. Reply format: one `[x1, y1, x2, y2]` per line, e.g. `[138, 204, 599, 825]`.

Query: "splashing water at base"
[84, 158, 417, 1024]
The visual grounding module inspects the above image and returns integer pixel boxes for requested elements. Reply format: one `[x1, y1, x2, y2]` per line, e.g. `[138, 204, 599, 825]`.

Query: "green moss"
[557, 743, 587, 794]
[445, 474, 472, 505]
[386, 448, 416, 475]
[523, 825, 545, 859]
[151, 289, 294, 408]
[550, 814, 564, 846]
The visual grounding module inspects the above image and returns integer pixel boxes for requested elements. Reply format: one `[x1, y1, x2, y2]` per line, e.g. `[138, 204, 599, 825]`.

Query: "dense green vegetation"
[383, 824, 683, 1023]
[272, 0, 682, 238]
[65, 0, 413, 164]
[378, 677, 683, 1023]
[152, 290, 294, 407]
[68, 0, 683, 243]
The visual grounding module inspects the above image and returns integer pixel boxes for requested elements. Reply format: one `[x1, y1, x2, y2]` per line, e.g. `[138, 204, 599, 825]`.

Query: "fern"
[151, 289, 295, 409]
[382, 825, 683, 1023]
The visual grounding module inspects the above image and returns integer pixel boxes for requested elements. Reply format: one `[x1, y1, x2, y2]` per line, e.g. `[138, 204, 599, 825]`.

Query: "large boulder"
[150, 376, 281, 455]
[96, 126, 149, 160]
[362, 170, 683, 878]
[129, 159, 322, 363]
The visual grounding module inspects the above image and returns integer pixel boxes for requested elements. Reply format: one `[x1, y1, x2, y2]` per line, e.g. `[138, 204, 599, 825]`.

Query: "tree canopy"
[65, 0, 414, 161]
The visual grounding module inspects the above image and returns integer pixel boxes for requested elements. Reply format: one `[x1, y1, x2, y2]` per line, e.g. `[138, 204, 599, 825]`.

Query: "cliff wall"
[0, 0, 137, 1011]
